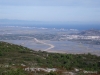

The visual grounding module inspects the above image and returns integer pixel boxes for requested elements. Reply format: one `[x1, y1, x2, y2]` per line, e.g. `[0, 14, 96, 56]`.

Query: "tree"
[45, 71, 57, 75]
[4, 68, 27, 75]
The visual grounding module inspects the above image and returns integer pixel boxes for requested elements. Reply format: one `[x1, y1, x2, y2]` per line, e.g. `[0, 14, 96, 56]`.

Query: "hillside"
[0, 41, 100, 75]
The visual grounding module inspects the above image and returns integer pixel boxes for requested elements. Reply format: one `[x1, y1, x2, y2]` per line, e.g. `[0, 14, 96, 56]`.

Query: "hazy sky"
[0, 0, 100, 24]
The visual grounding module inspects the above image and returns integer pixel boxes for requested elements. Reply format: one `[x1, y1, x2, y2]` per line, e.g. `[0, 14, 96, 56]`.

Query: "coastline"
[1, 39, 100, 56]
[34, 38, 100, 56]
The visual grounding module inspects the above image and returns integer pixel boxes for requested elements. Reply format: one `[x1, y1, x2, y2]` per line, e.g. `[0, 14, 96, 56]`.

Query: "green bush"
[3, 68, 27, 75]
[45, 71, 57, 75]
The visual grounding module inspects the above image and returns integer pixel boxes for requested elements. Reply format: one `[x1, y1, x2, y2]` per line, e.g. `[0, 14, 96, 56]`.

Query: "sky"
[0, 0, 100, 24]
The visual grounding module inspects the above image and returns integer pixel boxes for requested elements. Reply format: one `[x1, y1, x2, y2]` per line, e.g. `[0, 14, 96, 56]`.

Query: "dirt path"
[34, 38, 55, 51]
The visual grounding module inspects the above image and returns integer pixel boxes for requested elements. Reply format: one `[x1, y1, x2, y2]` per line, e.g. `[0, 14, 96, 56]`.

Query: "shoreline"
[1, 40, 100, 56]
[46, 50, 100, 56]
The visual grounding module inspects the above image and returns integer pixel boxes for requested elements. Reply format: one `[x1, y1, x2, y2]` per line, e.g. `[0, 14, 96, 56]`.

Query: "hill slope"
[0, 41, 100, 75]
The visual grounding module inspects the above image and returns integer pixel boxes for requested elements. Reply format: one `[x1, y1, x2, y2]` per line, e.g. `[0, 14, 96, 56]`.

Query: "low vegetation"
[0, 41, 100, 75]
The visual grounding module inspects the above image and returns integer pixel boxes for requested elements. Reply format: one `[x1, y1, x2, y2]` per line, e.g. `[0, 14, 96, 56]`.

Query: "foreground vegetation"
[0, 41, 100, 75]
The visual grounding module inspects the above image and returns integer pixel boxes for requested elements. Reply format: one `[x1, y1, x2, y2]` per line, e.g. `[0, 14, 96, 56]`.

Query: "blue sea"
[12, 24, 100, 30]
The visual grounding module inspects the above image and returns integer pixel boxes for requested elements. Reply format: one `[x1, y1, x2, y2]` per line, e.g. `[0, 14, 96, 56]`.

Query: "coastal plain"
[0, 26, 100, 56]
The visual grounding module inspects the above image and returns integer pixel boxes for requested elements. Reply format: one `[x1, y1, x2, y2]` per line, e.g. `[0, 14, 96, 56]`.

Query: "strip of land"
[34, 38, 55, 51]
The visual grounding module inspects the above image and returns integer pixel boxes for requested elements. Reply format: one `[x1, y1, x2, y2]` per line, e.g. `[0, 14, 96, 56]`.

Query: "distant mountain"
[78, 29, 100, 36]
[0, 19, 100, 30]
[0, 19, 41, 25]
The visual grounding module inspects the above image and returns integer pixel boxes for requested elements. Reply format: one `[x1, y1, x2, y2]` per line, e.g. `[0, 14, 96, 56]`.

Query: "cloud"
[0, 0, 100, 7]
[0, 0, 100, 22]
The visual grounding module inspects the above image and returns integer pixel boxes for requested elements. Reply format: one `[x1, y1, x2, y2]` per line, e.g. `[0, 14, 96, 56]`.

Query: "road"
[34, 38, 55, 51]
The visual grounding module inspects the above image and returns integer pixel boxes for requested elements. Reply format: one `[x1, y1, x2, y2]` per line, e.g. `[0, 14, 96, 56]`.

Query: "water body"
[1, 39, 100, 56]
[0, 25, 100, 55]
